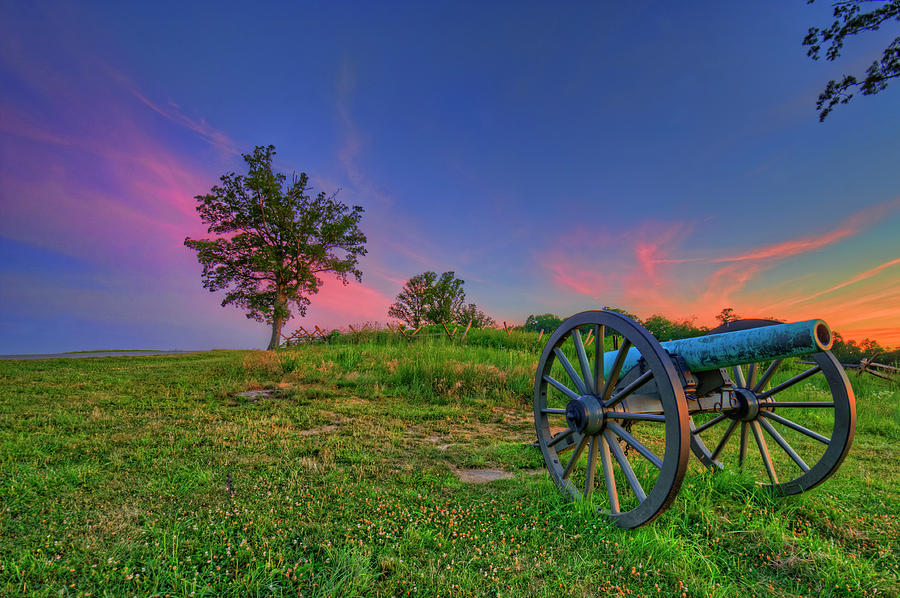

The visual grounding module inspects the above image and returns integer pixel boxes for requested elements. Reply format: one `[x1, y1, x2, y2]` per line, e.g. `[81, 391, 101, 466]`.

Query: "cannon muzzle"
[603, 319, 832, 377]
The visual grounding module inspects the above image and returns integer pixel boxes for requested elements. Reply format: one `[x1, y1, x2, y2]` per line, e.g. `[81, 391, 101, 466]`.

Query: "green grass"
[1, 335, 898, 597]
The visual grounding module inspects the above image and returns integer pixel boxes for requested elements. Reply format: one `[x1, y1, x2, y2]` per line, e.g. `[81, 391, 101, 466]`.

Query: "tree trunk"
[267, 316, 283, 350]
[267, 291, 286, 350]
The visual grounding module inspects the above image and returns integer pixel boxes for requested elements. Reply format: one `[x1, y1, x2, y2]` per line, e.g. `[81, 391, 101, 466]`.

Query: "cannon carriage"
[533, 310, 856, 528]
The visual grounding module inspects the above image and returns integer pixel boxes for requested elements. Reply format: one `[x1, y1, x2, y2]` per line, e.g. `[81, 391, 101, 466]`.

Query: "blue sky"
[2, 1, 899, 352]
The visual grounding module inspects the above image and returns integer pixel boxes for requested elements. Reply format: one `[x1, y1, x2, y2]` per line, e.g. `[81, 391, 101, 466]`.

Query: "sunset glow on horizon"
[2, 2, 899, 353]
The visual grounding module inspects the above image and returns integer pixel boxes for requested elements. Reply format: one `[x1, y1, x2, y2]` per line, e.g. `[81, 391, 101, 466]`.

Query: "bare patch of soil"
[424, 435, 456, 451]
[453, 468, 513, 484]
[236, 389, 278, 401]
[299, 424, 339, 436]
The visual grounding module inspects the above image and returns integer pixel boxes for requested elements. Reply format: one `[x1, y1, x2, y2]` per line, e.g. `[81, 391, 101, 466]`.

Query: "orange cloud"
[785, 256, 900, 306]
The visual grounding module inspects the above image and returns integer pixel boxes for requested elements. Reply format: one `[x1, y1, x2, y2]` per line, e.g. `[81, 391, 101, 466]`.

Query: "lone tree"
[715, 307, 740, 326]
[184, 145, 367, 350]
[388, 271, 492, 327]
[804, 0, 900, 120]
[386, 271, 436, 328]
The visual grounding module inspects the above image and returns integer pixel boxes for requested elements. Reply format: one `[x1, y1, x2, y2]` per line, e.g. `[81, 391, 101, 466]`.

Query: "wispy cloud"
[336, 58, 364, 189]
[112, 71, 238, 155]
[332, 56, 446, 286]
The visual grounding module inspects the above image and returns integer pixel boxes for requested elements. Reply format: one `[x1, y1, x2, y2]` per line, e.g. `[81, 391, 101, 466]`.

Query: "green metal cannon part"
[533, 311, 856, 529]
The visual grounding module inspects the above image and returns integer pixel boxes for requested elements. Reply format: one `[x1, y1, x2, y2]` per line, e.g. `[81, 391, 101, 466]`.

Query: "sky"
[1, 1, 899, 353]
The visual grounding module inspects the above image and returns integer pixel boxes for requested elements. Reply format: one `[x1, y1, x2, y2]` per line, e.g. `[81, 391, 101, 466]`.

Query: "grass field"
[1, 331, 898, 597]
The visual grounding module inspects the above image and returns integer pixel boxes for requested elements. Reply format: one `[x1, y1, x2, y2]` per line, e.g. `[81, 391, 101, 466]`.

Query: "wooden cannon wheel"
[689, 320, 856, 494]
[533, 311, 690, 528]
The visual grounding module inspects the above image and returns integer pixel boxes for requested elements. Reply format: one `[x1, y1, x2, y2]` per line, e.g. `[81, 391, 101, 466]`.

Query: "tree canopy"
[426, 271, 466, 326]
[715, 308, 740, 326]
[388, 271, 493, 328]
[184, 145, 367, 349]
[457, 303, 496, 329]
[386, 271, 437, 328]
[804, 0, 900, 120]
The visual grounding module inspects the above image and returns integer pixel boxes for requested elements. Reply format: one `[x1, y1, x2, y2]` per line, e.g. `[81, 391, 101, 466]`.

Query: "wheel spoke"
[543, 375, 580, 401]
[593, 325, 605, 397]
[600, 339, 633, 402]
[553, 348, 587, 395]
[607, 421, 662, 469]
[548, 427, 575, 448]
[751, 421, 779, 484]
[572, 329, 594, 394]
[732, 365, 746, 388]
[710, 419, 739, 461]
[757, 365, 821, 400]
[746, 363, 758, 391]
[605, 370, 654, 410]
[752, 359, 783, 393]
[760, 411, 830, 444]
[584, 435, 599, 497]
[606, 412, 665, 423]
[599, 434, 619, 514]
[605, 431, 646, 502]
[768, 402, 834, 408]
[541, 407, 568, 415]
[758, 417, 809, 472]
[693, 414, 727, 435]
[738, 423, 749, 467]
[562, 435, 589, 480]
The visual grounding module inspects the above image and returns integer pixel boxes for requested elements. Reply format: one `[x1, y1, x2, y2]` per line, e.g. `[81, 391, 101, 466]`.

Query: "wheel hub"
[565, 395, 605, 435]
[729, 388, 772, 421]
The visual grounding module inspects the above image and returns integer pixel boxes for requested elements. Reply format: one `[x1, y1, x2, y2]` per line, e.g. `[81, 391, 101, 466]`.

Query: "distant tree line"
[830, 332, 900, 365]
[522, 309, 710, 342]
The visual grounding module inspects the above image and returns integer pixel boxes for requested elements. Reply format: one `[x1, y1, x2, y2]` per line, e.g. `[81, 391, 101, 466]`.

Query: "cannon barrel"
[603, 319, 833, 377]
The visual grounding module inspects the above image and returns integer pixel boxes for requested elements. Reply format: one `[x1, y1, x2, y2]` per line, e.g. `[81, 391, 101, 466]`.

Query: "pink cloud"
[710, 227, 857, 263]
[292, 278, 395, 330]
[547, 262, 608, 297]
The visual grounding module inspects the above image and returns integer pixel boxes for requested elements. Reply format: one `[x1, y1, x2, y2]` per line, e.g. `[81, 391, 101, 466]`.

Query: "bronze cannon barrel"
[603, 319, 833, 377]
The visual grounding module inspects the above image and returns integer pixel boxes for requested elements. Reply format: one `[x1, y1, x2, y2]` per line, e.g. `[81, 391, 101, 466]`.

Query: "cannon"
[533, 310, 856, 528]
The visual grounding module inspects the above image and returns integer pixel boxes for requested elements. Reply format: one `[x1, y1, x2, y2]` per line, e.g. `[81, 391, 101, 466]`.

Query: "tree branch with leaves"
[804, 0, 900, 120]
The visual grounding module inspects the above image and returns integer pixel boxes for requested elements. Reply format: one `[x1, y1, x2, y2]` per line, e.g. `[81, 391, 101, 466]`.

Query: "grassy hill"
[1, 330, 897, 597]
